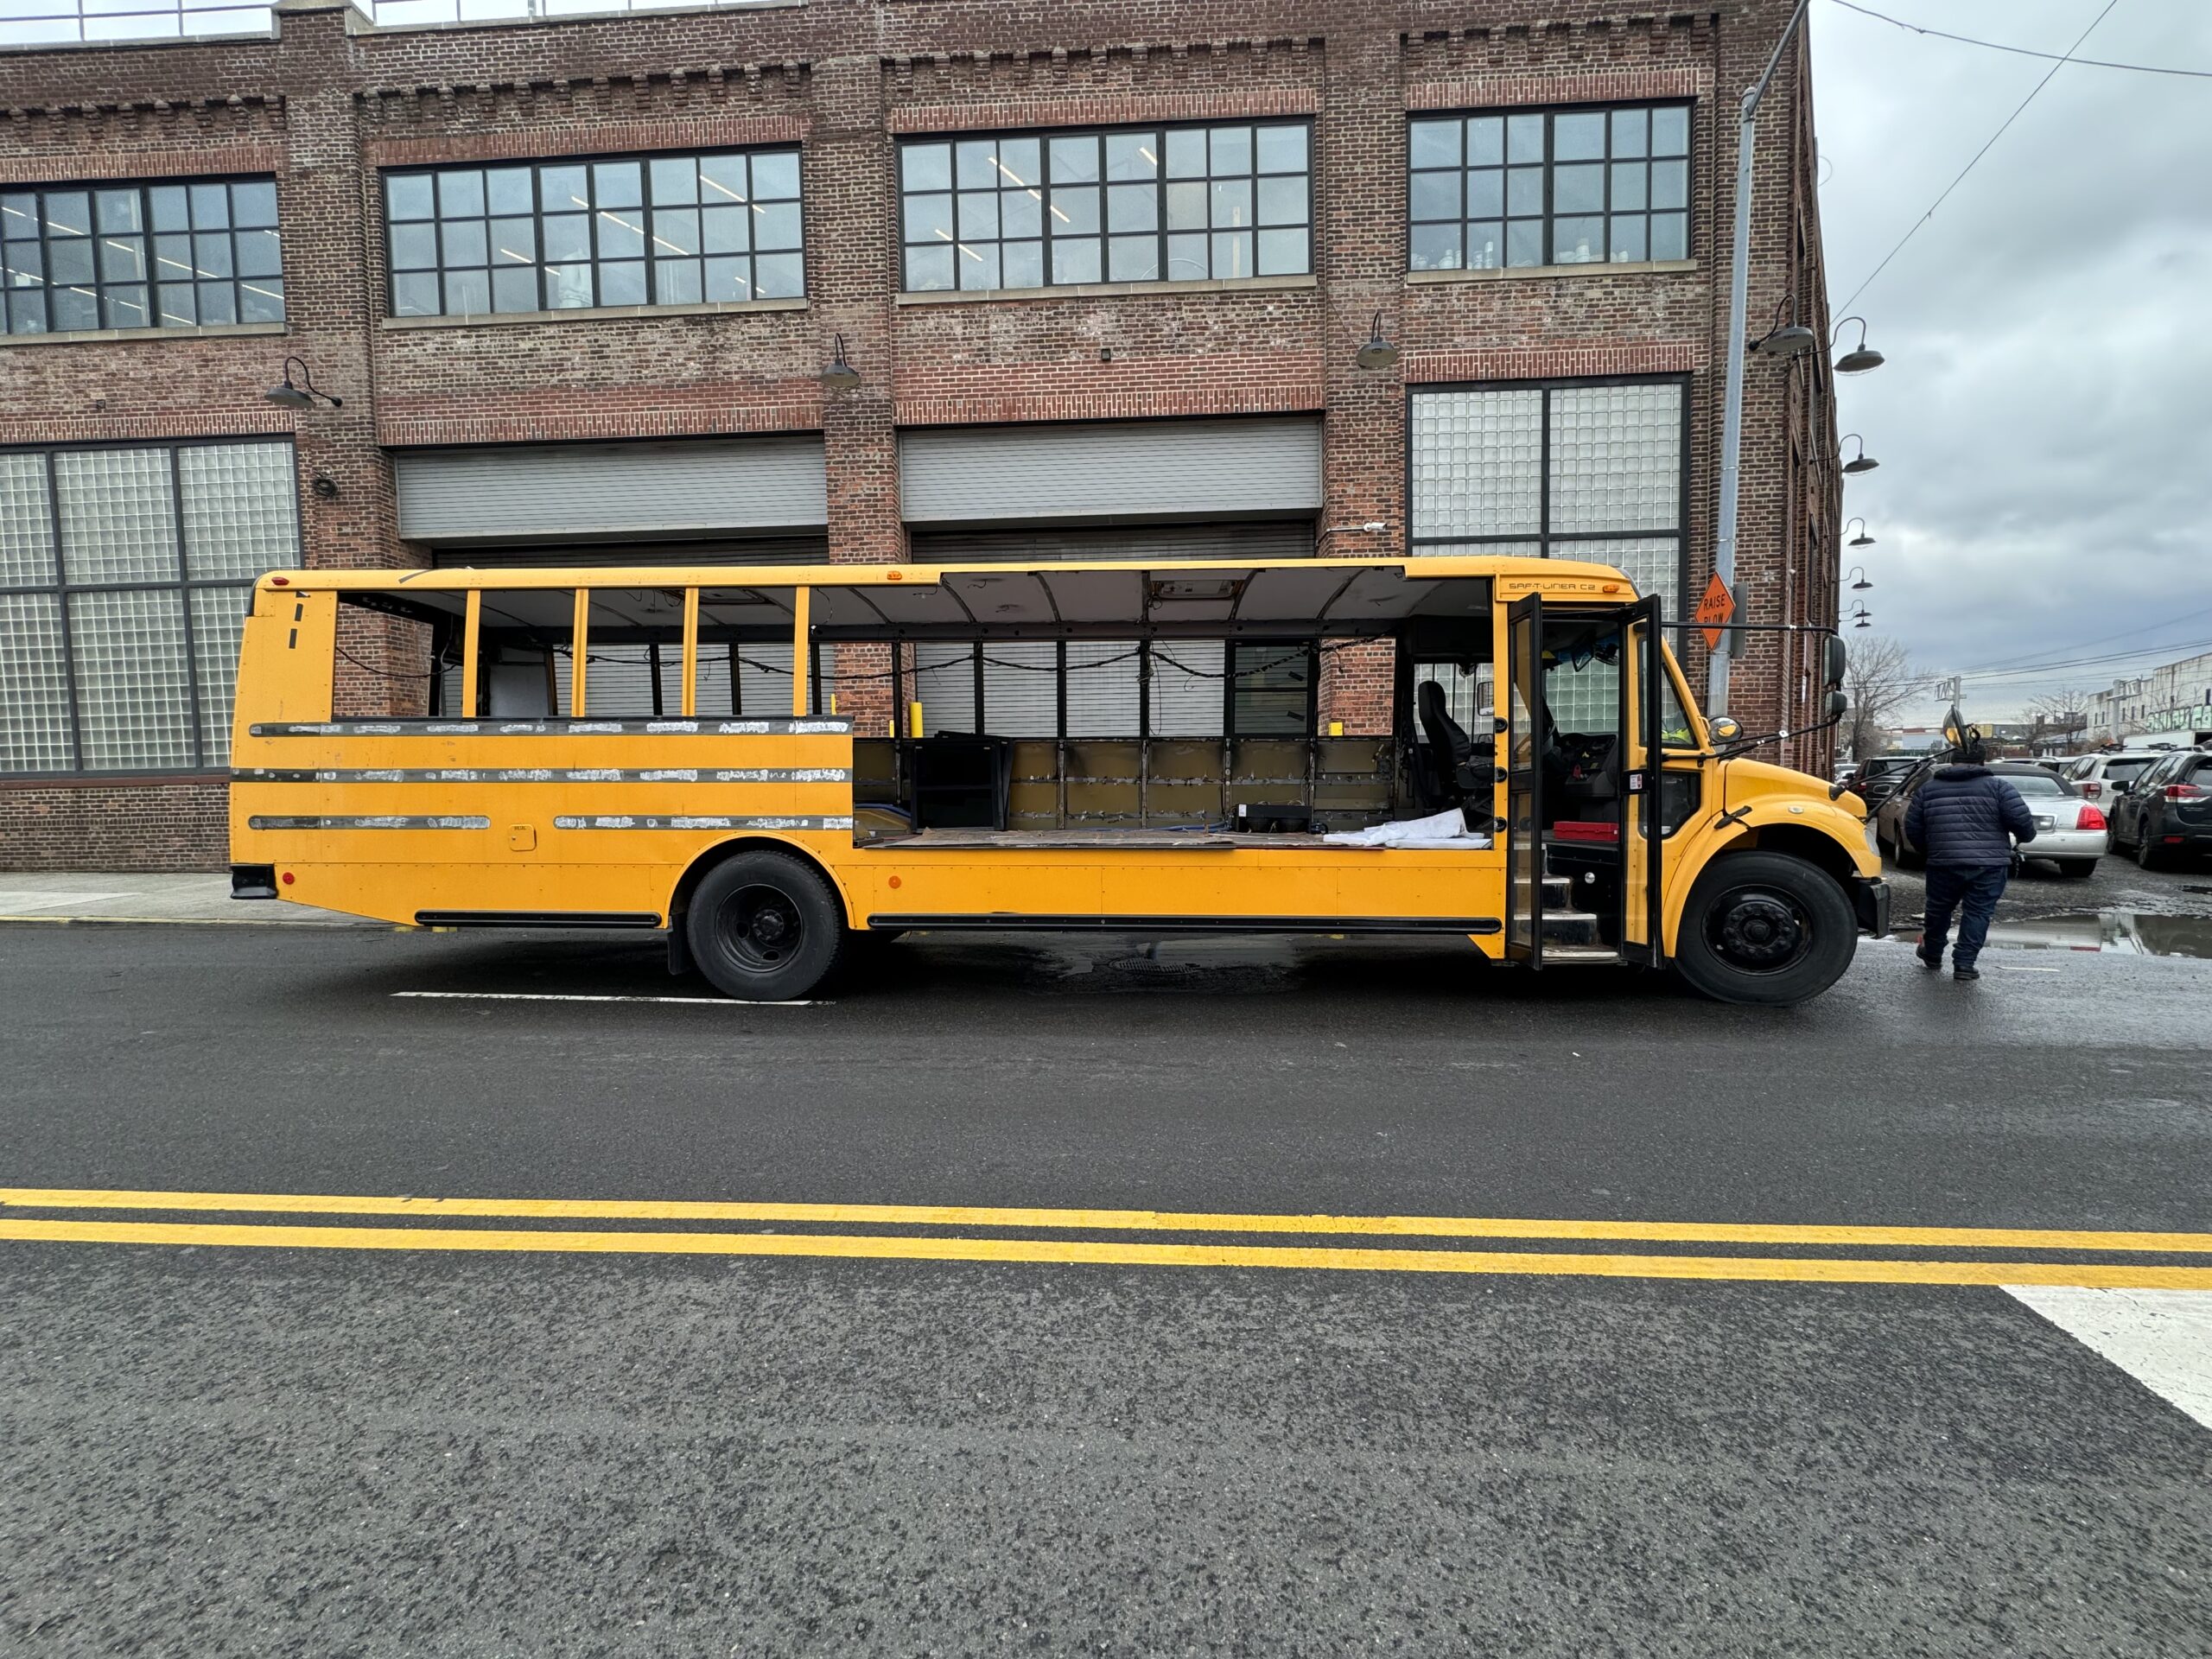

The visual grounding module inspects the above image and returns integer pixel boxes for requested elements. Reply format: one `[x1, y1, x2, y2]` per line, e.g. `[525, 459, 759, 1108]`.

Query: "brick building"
[0, 0, 1840, 872]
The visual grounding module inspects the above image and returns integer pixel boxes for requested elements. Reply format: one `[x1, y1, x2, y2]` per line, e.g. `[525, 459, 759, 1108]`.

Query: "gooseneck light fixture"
[819, 334, 861, 391]
[1355, 312, 1401, 372]
[1834, 316, 1885, 375]
[1852, 605, 1872, 629]
[264, 355, 341, 410]
[1750, 295, 1817, 358]
[1847, 565, 1872, 592]
[1846, 518, 1875, 548]
[1840, 434, 1879, 474]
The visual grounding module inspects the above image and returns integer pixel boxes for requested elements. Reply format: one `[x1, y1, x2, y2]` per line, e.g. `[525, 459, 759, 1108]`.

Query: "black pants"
[1922, 863, 2009, 969]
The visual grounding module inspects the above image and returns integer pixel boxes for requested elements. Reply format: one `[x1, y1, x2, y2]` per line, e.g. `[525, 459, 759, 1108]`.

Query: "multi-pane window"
[1408, 105, 1688, 271]
[1, 177, 282, 334]
[384, 148, 804, 318]
[903, 639, 1312, 736]
[1409, 379, 1687, 615]
[899, 122, 1312, 293]
[0, 442, 297, 775]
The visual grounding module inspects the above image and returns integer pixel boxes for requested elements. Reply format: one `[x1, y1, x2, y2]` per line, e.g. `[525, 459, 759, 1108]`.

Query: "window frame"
[1403, 374, 1694, 616]
[1406, 101, 1693, 274]
[1, 175, 284, 337]
[0, 436, 300, 779]
[378, 144, 807, 320]
[894, 118, 1315, 296]
[887, 637, 1319, 738]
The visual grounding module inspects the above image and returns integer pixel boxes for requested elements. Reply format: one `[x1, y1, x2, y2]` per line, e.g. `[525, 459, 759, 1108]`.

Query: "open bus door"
[1503, 594, 1544, 967]
[1619, 595, 1665, 967]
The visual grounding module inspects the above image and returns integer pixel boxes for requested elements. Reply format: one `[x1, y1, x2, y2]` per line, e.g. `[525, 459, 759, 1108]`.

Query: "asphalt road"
[3, 899, 2210, 1656]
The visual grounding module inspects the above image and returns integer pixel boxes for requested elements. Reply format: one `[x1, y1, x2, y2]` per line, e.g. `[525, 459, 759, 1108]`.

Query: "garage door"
[899, 417, 1321, 527]
[395, 437, 828, 545]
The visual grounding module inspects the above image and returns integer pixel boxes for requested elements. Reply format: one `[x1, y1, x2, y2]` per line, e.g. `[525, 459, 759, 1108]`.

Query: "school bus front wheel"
[1669, 851, 1859, 1007]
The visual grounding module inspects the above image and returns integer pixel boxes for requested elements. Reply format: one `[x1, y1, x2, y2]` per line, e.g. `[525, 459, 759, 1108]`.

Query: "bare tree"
[1841, 635, 1916, 760]
[2024, 688, 2097, 722]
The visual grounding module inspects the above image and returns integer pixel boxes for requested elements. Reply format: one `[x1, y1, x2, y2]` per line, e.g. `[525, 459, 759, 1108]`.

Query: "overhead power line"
[1834, 0, 2122, 313]
[1827, 0, 2212, 79]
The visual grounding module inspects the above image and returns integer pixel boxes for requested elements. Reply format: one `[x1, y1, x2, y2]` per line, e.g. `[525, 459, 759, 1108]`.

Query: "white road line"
[2005, 1285, 2212, 1432]
[391, 991, 821, 1007]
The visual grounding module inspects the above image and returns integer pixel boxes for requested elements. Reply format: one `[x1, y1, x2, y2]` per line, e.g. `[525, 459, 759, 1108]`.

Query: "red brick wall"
[0, 779, 229, 872]
[0, 0, 1835, 868]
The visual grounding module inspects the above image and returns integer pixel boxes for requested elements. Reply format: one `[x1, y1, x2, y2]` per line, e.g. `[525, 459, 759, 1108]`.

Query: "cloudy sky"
[1808, 0, 2212, 722]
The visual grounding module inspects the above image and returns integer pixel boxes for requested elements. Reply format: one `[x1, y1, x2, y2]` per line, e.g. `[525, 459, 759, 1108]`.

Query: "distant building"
[2086, 652, 2212, 747]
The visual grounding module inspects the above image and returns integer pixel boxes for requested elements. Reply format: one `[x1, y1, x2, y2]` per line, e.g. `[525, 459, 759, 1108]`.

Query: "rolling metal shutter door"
[909, 522, 1314, 565]
[396, 439, 828, 545]
[899, 418, 1321, 527]
[433, 537, 827, 570]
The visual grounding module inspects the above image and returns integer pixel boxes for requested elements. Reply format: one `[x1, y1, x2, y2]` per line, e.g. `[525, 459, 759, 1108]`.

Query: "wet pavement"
[1878, 842, 2212, 956]
[3, 898, 2209, 1656]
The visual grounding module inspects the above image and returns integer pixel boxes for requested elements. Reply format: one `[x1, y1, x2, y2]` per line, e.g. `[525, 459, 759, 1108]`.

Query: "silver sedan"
[1875, 761, 2108, 879]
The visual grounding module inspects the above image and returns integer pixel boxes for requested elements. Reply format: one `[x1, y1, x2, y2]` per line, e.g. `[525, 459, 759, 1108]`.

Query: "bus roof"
[267, 551, 1640, 598]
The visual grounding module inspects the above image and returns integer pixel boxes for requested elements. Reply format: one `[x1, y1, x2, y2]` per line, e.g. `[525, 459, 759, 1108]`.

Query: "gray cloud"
[1812, 0, 2212, 721]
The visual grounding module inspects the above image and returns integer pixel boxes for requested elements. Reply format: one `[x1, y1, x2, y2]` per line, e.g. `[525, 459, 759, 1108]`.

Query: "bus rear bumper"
[231, 863, 278, 900]
[1850, 875, 1891, 939]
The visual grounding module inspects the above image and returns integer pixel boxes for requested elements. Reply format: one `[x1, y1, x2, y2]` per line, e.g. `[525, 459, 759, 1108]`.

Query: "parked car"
[1876, 760, 2107, 877]
[2107, 747, 2212, 870]
[1844, 754, 1923, 809]
[2063, 750, 2168, 807]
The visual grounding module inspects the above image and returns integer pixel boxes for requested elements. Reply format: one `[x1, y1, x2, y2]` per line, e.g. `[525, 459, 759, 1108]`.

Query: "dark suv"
[2109, 748, 2212, 869]
[1845, 754, 1923, 810]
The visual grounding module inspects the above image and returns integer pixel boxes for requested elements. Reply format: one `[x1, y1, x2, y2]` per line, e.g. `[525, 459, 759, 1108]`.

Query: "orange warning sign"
[1695, 574, 1736, 650]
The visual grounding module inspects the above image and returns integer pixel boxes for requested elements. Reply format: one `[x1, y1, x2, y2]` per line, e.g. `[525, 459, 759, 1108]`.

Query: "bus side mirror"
[1710, 715, 1743, 742]
[1823, 635, 1849, 688]
[1826, 690, 1849, 720]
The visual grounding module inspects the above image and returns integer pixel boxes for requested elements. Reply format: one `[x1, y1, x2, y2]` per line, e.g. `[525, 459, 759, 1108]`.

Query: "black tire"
[1874, 825, 1893, 859]
[1893, 834, 1924, 872]
[2134, 835, 2168, 873]
[1672, 850, 1859, 1007]
[687, 850, 846, 1001]
[2056, 859, 2098, 879]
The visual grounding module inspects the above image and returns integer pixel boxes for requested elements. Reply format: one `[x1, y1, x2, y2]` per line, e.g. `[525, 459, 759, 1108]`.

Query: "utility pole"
[1710, 0, 1815, 717]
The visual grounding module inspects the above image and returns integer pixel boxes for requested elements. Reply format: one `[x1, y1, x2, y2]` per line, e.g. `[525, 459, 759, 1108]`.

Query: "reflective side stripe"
[232, 767, 852, 785]
[246, 816, 493, 831]
[247, 719, 852, 737]
[550, 815, 855, 832]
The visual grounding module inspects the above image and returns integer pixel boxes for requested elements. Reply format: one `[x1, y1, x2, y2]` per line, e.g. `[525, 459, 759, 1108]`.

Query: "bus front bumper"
[1851, 875, 1891, 939]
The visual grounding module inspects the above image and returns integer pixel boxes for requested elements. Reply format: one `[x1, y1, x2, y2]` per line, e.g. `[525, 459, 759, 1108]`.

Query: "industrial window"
[1408, 105, 1688, 272]
[1, 177, 282, 334]
[0, 441, 297, 775]
[383, 148, 804, 318]
[897, 121, 1312, 294]
[1408, 378, 1688, 616]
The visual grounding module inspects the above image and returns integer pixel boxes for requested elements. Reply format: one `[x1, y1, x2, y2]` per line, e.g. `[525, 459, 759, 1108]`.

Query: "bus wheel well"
[667, 838, 852, 975]
[1735, 823, 1860, 891]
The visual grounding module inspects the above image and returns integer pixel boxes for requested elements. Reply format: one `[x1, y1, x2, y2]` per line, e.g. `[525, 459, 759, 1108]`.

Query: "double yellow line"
[3, 1187, 2210, 1287]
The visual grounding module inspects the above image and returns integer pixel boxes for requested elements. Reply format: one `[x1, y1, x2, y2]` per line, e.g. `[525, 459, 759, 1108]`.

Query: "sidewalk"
[0, 873, 368, 926]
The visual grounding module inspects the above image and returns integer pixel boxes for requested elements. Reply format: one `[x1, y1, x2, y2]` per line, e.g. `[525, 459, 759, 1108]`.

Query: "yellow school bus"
[228, 553, 1885, 1005]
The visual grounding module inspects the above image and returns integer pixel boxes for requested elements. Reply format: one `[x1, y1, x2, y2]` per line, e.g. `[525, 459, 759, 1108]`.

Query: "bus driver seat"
[1415, 679, 1500, 821]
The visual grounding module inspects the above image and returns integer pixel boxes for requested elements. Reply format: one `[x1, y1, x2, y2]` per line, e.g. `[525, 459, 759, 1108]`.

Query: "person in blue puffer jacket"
[1904, 737, 2037, 982]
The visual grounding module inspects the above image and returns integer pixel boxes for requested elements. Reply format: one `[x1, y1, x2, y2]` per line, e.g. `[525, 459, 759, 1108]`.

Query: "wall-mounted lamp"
[1847, 564, 1872, 592]
[1834, 316, 1885, 374]
[264, 355, 341, 410]
[1355, 312, 1401, 372]
[819, 333, 861, 391]
[1750, 294, 1817, 358]
[1846, 517, 1875, 548]
[311, 474, 340, 500]
[1851, 604, 1872, 629]
[1322, 520, 1389, 536]
[1840, 434, 1879, 474]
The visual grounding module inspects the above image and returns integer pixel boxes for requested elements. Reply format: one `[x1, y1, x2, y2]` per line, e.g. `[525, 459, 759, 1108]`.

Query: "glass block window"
[1410, 380, 1687, 614]
[1408, 105, 1688, 271]
[899, 121, 1312, 294]
[383, 148, 803, 318]
[0, 440, 298, 775]
[1, 177, 280, 334]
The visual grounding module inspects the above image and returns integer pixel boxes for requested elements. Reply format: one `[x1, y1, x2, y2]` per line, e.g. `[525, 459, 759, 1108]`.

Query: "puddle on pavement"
[1972, 911, 2212, 957]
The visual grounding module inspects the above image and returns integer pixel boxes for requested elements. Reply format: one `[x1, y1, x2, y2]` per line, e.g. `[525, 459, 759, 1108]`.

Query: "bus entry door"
[1618, 595, 1665, 966]
[1503, 594, 1544, 967]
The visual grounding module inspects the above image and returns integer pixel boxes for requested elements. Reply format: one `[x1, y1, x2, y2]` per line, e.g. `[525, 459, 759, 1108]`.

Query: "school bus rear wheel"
[1673, 850, 1856, 1007]
[689, 850, 846, 1001]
